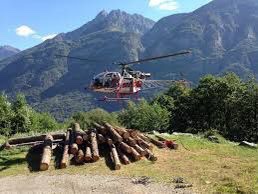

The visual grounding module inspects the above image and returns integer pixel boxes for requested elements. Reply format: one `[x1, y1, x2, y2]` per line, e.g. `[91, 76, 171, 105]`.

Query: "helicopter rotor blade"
[55, 54, 103, 63]
[118, 50, 191, 66]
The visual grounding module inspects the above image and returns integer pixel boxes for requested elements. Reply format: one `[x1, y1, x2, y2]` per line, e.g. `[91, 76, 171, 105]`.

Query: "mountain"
[142, 0, 258, 80]
[1, 0, 258, 120]
[0, 45, 20, 63]
[0, 10, 154, 120]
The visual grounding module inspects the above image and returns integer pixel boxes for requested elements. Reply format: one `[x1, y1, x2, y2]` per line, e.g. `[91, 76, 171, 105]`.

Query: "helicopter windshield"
[92, 72, 121, 88]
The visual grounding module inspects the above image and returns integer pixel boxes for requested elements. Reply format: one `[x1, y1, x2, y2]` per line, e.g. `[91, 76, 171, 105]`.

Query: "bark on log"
[60, 129, 71, 169]
[75, 149, 84, 164]
[70, 143, 79, 155]
[73, 123, 86, 145]
[7, 133, 65, 145]
[90, 129, 100, 162]
[106, 137, 113, 146]
[117, 147, 130, 165]
[110, 144, 121, 170]
[119, 142, 132, 153]
[97, 133, 105, 144]
[130, 147, 141, 161]
[147, 136, 166, 148]
[126, 137, 136, 147]
[133, 144, 147, 156]
[104, 123, 123, 143]
[128, 129, 138, 138]
[114, 126, 130, 139]
[93, 123, 107, 135]
[145, 148, 158, 161]
[82, 133, 89, 141]
[137, 133, 150, 142]
[137, 138, 153, 151]
[40, 135, 53, 171]
[84, 146, 92, 162]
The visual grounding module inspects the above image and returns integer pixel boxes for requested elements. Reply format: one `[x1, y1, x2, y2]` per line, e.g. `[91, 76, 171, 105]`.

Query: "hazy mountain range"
[0, 45, 20, 62]
[0, 0, 258, 120]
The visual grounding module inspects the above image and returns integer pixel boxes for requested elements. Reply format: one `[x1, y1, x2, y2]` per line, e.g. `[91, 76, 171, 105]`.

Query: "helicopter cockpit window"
[103, 72, 121, 88]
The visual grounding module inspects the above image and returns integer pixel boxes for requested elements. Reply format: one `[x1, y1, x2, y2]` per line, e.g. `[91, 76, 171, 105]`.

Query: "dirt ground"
[0, 174, 194, 194]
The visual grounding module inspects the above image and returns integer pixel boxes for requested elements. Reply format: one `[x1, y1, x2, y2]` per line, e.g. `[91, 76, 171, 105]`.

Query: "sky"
[0, 0, 212, 50]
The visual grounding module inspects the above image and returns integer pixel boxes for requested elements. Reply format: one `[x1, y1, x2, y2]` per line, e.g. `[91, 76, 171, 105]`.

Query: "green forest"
[0, 73, 257, 143]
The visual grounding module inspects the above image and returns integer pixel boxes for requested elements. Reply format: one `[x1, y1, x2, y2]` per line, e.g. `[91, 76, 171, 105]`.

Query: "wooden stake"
[40, 134, 53, 171]
[60, 129, 71, 169]
[90, 129, 100, 162]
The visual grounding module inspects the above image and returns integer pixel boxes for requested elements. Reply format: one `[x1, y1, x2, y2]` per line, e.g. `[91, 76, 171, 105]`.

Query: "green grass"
[0, 134, 257, 194]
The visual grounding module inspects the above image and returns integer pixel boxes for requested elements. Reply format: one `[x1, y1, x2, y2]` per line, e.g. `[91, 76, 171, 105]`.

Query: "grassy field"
[0, 134, 257, 193]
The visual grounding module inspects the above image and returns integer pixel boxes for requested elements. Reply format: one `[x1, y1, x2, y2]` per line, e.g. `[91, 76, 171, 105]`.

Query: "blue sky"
[1, 0, 212, 50]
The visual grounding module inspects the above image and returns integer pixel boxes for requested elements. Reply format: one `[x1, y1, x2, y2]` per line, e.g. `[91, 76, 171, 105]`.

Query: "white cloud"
[148, 0, 179, 11]
[41, 34, 57, 41]
[16, 25, 36, 37]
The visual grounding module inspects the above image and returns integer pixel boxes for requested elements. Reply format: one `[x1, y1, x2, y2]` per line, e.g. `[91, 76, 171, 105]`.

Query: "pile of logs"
[1, 122, 178, 171]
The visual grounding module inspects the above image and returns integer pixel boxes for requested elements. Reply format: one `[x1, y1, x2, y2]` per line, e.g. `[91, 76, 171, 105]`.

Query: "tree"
[119, 100, 170, 132]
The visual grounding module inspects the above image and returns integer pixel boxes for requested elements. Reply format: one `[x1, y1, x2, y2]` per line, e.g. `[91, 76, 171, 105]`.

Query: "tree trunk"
[119, 142, 132, 153]
[75, 149, 84, 164]
[60, 129, 71, 169]
[104, 123, 123, 143]
[90, 129, 100, 162]
[97, 134, 105, 144]
[93, 123, 107, 135]
[110, 144, 121, 170]
[40, 135, 53, 171]
[133, 144, 146, 156]
[137, 138, 153, 151]
[117, 147, 130, 165]
[126, 137, 136, 147]
[7, 133, 65, 145]
[114, 126, 130, 139]
[145, 148, 157, 161]
[70, 143, 78, 155]
[128, 129, 138, 138]
[130, 147, 141, 161]
[84, 146, 92, 162]
[146, 136, 166, 148]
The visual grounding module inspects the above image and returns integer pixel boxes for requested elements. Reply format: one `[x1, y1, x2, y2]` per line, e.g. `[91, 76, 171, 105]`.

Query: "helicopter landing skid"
[97, 96, 131, 102]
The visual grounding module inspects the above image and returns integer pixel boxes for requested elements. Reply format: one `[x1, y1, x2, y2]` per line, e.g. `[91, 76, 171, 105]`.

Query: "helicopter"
[56, 50, 191, 101]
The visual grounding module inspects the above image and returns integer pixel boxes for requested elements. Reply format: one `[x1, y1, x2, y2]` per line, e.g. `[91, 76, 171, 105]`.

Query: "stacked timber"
[1, 122, 177, 171]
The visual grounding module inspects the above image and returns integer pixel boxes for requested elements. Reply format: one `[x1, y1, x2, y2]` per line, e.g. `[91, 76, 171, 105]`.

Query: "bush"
[119, 100, 170, 132]
[71, 108, 119, 130]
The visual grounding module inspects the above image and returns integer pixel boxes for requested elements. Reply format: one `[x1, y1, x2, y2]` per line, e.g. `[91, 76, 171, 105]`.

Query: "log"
[133, 144, 147, 156]
[128, 129, 138, 138]
[106, 137, 113, 146]
[70, 143, 79, 155]
[117, 147, 130, 165]
[126, 137, 136, 147]
[75, 149, 84, 164]
[147, 136, 166, 148]
[7, 132, 65, 145]
[90, 129, 100, 162]
[145, 148, 157, 161]
[93, 123, 107, 135]
[119, 142, 132, 153]
[137, 133, 150, 142]
[60, 129, 71, 169]
[40, 135, 53, 171]
[104, 123, 123, 143]
[137, 138, 153, 151]
[73, 123, 86, 145]
[84, 146, 92, 162]
[2, 139, 63, 148]
[82, 132, 89, 141]
[110, 144, 121, 170]
[130, 147, 141, 161]
[114, 126, 130, 139]
[97, 134, 105, 144]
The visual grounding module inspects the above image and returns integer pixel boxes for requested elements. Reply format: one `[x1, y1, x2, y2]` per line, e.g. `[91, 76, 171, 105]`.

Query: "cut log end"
[40, 163, 49, 171]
